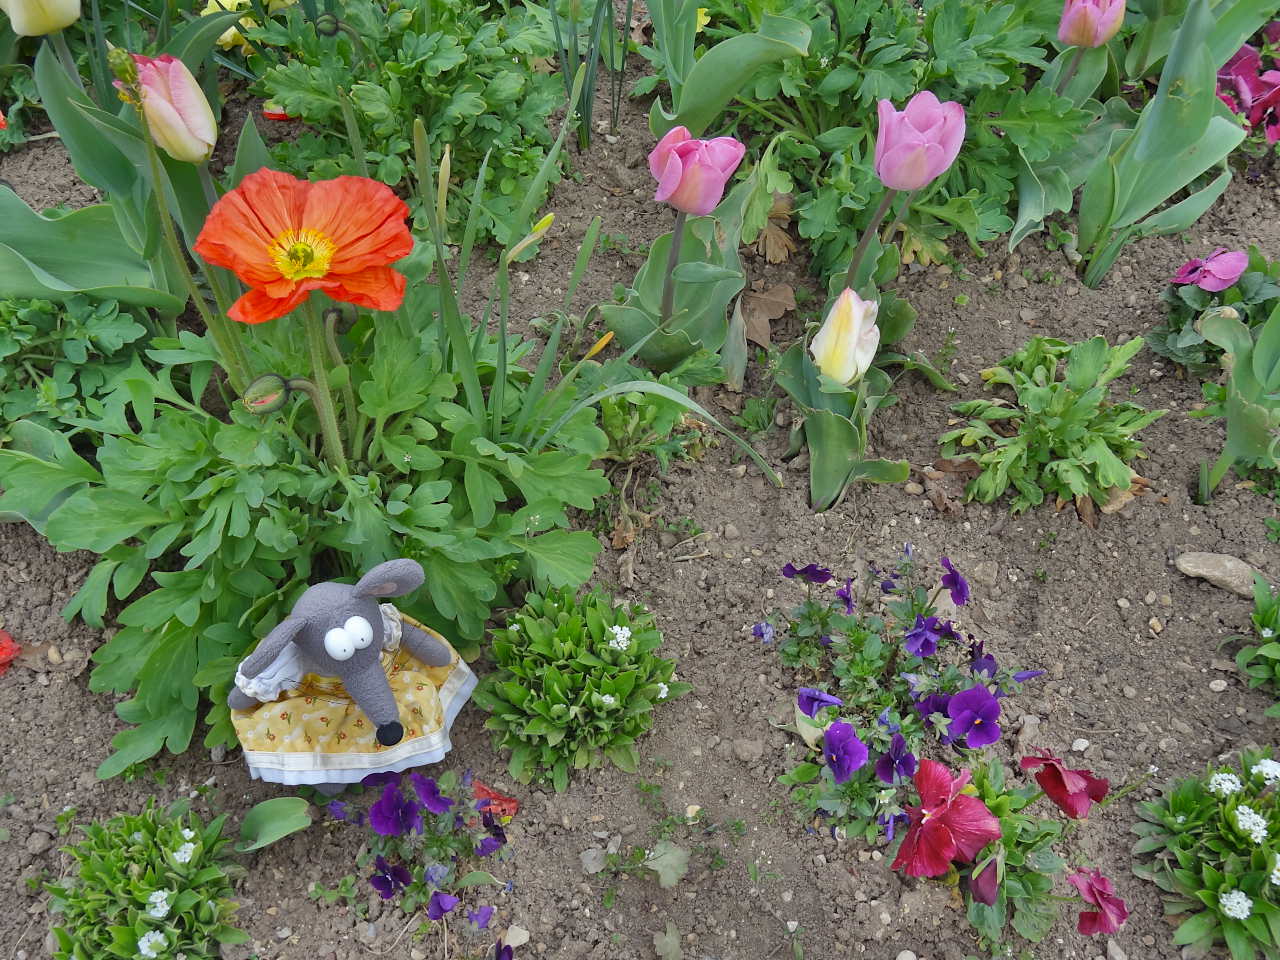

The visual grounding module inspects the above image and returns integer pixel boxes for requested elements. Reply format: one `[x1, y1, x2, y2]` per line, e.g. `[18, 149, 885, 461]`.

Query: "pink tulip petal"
[903, 90, 944, 132]
[877, 141, 943, 191]
[875, 99, 897, 170]
[653, 151, 685, 205]
[934, 102, 967, 172]
[665, 163, 725, 216]
[702, 136, 746, 176]
[648, 126, 690, 182]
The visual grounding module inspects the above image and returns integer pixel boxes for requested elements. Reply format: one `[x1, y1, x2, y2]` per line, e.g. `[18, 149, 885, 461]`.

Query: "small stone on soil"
[1209, 679, 1228, 693]
[733, 739, 765, 763]
[1175, 552, 1263, 598]
[1071, 738, 1090, 753]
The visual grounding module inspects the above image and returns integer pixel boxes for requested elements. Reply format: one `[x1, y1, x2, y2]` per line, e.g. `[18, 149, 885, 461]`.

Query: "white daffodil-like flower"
[1208, 772, 1244, 797]
[1253, 759, 1280, 785]
[137, 930, 167, 958]
[600, 694, 616, 707]
[657, 682, 669, 700]
[146, 890, 172, 919]
[173, 842, 196, 864]
[1220, 889, 1253, 920]
[1262, 627, 1275, 639]
[1236, 804, 1269, 844]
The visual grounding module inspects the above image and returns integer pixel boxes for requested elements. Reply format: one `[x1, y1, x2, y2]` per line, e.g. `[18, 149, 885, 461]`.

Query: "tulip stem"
[49, 31, 86, 94]
[880, 189, 916, 250]
[844, 190, 896, 291]
[302, 297, 349, 472]
[1054, 47, 1086, 97]
[137, 109, 249, 394]
[659, 210, 688, 329]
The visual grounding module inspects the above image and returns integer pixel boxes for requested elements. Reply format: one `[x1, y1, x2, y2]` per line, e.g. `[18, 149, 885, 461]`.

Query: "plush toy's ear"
[352, 559, 425, 599]
[238, 617, 307, 677]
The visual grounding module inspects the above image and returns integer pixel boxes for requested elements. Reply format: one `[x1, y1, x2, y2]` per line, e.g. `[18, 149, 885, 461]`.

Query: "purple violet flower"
[904, 614, 942, 657]
[819, 634, 833, 648]
[876, 706, 900, 733]
[835, 578, 855, 614]
[410, 773, 455, 815]
[368, 782, 422, 837]
[495, 943, 514, 960]
[797, 687, 844, 718]
[970, 640, 998, 678]
[782, 562, 834, 584]
[361, 771, 402, 787]
[947, 684, 1002, 749]
[878, 811, 909, 843]
[940, 556, 970, 606]
[427, 891, 460, 921]
[369, 855, 411, 900]
[476, 836, 503, 857]
[914, 692, 952, 728]
[874, 733, 918, 784]
[753, 622, 775, 644]
[880, 576, 898, 594]
[482, 810, 508, 845]
[822, 721, 869, 785]
[1013, 669, 1045, 683]
[468, 906, 495, 930]
[327, 800, 365, 826]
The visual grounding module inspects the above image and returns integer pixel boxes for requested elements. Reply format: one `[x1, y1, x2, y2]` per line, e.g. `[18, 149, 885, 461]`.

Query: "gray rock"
[971, 561, 999, 587]
[579, 847, 607, 875]
[723, 523, 741, 540]
[896, 952, 918, 960]
[1175, 552, 1263, 598]
[1015, 715, 1042, 755]
[25, 830, 51, 855]
[1107, 940, 1128, 960]
[733, 738, 764, 763]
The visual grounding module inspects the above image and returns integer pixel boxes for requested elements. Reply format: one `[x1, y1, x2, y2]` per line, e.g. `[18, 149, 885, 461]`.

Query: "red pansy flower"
[891, 758, 1002, 878]
[1019, 750, 1109, 819]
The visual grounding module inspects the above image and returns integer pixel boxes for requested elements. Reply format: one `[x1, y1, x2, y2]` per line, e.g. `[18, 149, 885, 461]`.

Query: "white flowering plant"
[45, 799, 245, 960]
[1131, 748, 1280, 959]
[472, 586, 690, 792]
[1235, 575, 1280, 719]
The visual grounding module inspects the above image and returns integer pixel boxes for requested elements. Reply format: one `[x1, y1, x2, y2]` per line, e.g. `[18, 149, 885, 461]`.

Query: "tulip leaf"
[235, 797, 312, 852]
[670, 262, 742, 284]
[230, 116, 274, 188]
[649, 14, 811, 138]
[161, 10, 248, 72]
[0, 189, 184, 313]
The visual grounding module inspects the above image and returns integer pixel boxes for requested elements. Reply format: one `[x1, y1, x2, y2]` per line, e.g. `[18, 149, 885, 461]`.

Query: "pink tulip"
[648, 126, 745, 216]
[1057, 0, 1125, 48]
[873, 92, 966, 192]
[133, 53, 217, 164]
[1172, 247, 1249, 292]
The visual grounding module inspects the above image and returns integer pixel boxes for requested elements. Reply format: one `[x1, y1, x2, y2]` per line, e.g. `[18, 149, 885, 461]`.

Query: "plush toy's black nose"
[376, 722, 403, 746]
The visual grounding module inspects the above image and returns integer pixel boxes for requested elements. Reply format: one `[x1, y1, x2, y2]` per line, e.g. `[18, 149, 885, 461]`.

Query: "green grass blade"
[565, 215, 602, 311]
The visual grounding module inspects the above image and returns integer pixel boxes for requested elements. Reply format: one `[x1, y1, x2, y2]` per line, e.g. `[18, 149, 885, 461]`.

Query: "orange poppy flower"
[193, 168, 413, 325]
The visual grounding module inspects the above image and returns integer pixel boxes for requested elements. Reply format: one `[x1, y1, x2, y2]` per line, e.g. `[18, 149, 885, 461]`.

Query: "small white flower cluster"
[606, 625, 632, 652]
[1220, 889, 1253, 920]
[131, 831, 145, 844]
[657, 682, 669, 700]
[180, 828, 195, 841]
[599, 694, 616, 707]
[173, 842, 196, 864]
[146, 890, 172, 920]
[1271, 863, 1280, 887]
[1253, 759, 1280, 785]
[137, 930, 167, 958]
[1208, 772, 1244, 797]
[1236, 804, 1269, 844]
[1262, 627, 1275, 639]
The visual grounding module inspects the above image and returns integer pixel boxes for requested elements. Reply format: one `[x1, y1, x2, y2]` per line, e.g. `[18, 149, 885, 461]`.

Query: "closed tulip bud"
[648, 126, 746, 216]
[133, 53, 217, 164]
[874, 91, 966, 192]
[0, 0, 79, 36]
[810, 288, 880, 386]
[1057, 0, 1125, 48]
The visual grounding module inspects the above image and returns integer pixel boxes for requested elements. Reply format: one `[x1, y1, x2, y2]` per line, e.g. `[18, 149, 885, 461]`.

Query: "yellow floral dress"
[231, 606, 476, 786]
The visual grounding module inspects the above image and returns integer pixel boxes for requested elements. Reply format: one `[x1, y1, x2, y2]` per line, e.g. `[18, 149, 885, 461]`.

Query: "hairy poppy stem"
[658, 210, 688, 328]
[844, 189, 896, 291]
[303, 298, 349, 472]
[137, 109, 248, 393]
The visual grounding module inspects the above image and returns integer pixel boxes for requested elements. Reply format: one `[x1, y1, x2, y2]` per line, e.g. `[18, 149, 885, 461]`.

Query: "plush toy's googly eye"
[345, 615, 374, 649]
[324, 627, 355, 661]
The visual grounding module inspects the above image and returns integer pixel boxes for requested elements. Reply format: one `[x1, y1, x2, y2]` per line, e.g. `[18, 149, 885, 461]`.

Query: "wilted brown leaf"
[931, 457, 982, 479]
[739, 283, 795, 348]
[611, 512, 636, 550]
[1074, 494, 1098, 529]
[755, 193, 796, 263]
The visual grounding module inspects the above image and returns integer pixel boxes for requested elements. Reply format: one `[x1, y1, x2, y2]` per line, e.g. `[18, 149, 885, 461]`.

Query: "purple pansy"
[482, 810, 508, 845]
[327, 800, 365, 826]
[428, 891, 460, 921]
[822, 721, 869, 785]
[946, 684, 1002, 749]
[468, 906, 495, 930]
[940, 556, 970, 606]
[369, 782, 422, 837]
[876, 706, 900, 733]
[818, 634, 833, 648]
[369, 855, 411, 900]
[410, 773, 454, 814]
[361, 770, 402, 787]
[970, 640, 998, 678]
[1013, 669, 1045, 683]
[476, 836, 503, 857]
[874, 733, 918, 784]
[753, 622, 775, 644]
[797, 687, 844, 718]
[835, 578, 855, 614]
[782, 562, 834, 584]
[495, 943, 514, 960]
[904, 614, 943, 657]
[878, 811, 910, 843]
[914, 691, 952, 728]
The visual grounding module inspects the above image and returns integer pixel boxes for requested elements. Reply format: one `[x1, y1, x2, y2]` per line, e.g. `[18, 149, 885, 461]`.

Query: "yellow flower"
[201, 0, 295, 51]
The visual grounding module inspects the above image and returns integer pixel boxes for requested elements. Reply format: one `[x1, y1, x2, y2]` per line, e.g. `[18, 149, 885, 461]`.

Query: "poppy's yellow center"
[269, 228, 335, 280]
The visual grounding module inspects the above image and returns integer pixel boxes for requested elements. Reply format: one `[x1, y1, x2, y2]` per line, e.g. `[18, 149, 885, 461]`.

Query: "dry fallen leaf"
[931, 457, 982, 479]
[610, 512, 637, 549]
[1074, 494, 1098, 529]
[739, 282, 796, 348]
[755, 193, 796, 263]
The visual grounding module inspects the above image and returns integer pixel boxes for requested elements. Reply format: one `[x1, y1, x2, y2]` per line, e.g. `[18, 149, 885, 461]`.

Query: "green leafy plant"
[1131, 748, 1280, 960]
[46, 799, 246, 960]
[252, 0, 562, 245]
[473, 586, 691, 791]
[1234, 575, 1280, 719]
[1191, 304, 1280, 500]
[940, 336, 1165, 513]
[0, 295, 150, 434]
[599, 381, 702, 471]
[1150, 247, 1280, 375]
